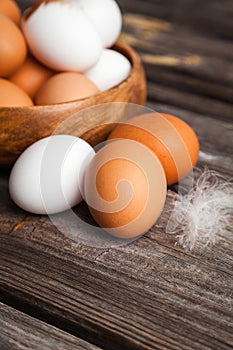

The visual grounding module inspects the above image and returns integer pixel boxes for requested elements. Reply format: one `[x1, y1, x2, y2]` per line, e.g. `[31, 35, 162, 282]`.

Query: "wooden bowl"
[0, 42, 146, 167]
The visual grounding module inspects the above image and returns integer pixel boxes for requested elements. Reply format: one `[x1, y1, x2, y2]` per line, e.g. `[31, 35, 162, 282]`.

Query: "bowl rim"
[0, 41, 142, 110]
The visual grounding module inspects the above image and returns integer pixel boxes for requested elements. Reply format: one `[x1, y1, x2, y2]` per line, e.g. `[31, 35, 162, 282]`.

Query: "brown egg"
[10, 55, 55, 99]
[35, 72, 99, 105]
[84, 139, 167, 239]
[0, 14, 27, 77]
[0, 78, 33, 107]
[0, 0, 21, 25]
[108, 113, 199, 185]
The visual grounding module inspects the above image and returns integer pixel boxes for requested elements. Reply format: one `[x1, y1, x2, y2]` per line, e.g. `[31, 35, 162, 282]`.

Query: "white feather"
[166, 168, 233, 250]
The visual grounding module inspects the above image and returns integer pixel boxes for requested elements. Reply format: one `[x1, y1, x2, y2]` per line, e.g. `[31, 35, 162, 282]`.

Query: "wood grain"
[0, 104, 232, 349]
[118, 0, 233, 40]
[0, 303, 102, 350]
[122, 13, 233, 61]
[0, 198, 232, 350]
[1, 1, 233, 350]
[147, 82, 233, 122]
[119, 11, 233, 120]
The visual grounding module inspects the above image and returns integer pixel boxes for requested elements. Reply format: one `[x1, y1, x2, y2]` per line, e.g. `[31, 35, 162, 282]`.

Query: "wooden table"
[1, 0, 233, 349]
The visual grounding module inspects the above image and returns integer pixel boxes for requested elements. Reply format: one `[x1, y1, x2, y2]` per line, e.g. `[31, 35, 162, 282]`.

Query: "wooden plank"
[119, 14, 233, 104]
[118, 0, 233, 40]
[145, 67, 233, 105]
[147, 82, 233, 122]
[0, 208, 232, 350]
[2, 2, 233, 350]
[0, 102, 232, 349]
[117, 12, 233, 120]
[0, 302, 101, 350]
[122, 13, 233, 62]
[0, 120, 232, 350]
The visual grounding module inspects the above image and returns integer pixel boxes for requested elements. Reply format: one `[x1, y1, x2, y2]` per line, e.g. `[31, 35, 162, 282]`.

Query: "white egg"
[22, 1, 102, 71]
[9, 135, 95, 215]
[77, 0, 122, 48]
[84, 49, 131, 91]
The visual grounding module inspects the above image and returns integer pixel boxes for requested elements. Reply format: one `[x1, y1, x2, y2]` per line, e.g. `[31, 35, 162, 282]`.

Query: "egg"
[0, 14, 27, 77]
[35, 72, 99, 105]
[0, 78, 33, 107]
[9, 135, 95, 215]
[84, 139, 167, 239]
[22, 0, 102, 71]
[10, 55, 55, 99]
[0, 0, 21, 25]
[84, 49, 131, 91]
[108, 113, 200, 185]
[77, 0, 122, 48]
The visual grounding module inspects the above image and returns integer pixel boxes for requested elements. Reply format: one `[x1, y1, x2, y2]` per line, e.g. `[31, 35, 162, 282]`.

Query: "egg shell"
[0, 0, 21, 25]
[22, 1, 102, 71]
[35, 72, 99, 105]
[0, 78, 33, 107]
[84, 49, 131, 91]
[0, 14, 27, 77]
[84, 139, 167, 239]
[9, 135, 95, 215]
[108, 113, 200, 185]
[77, 0, 122, 48]
[10, 55, 55, 99]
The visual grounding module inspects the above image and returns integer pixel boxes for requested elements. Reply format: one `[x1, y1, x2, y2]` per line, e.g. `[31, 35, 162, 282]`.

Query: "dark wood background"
[1, 0, 233, 349]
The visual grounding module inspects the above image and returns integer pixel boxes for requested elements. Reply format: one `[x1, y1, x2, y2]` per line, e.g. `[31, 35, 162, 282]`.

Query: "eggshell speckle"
[35, 72, 99, 105]
[9, 135, 95, 214]
[108, 113, 200, 185]
[84, 139, 167, 238]
[85, 49, 131, 91]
